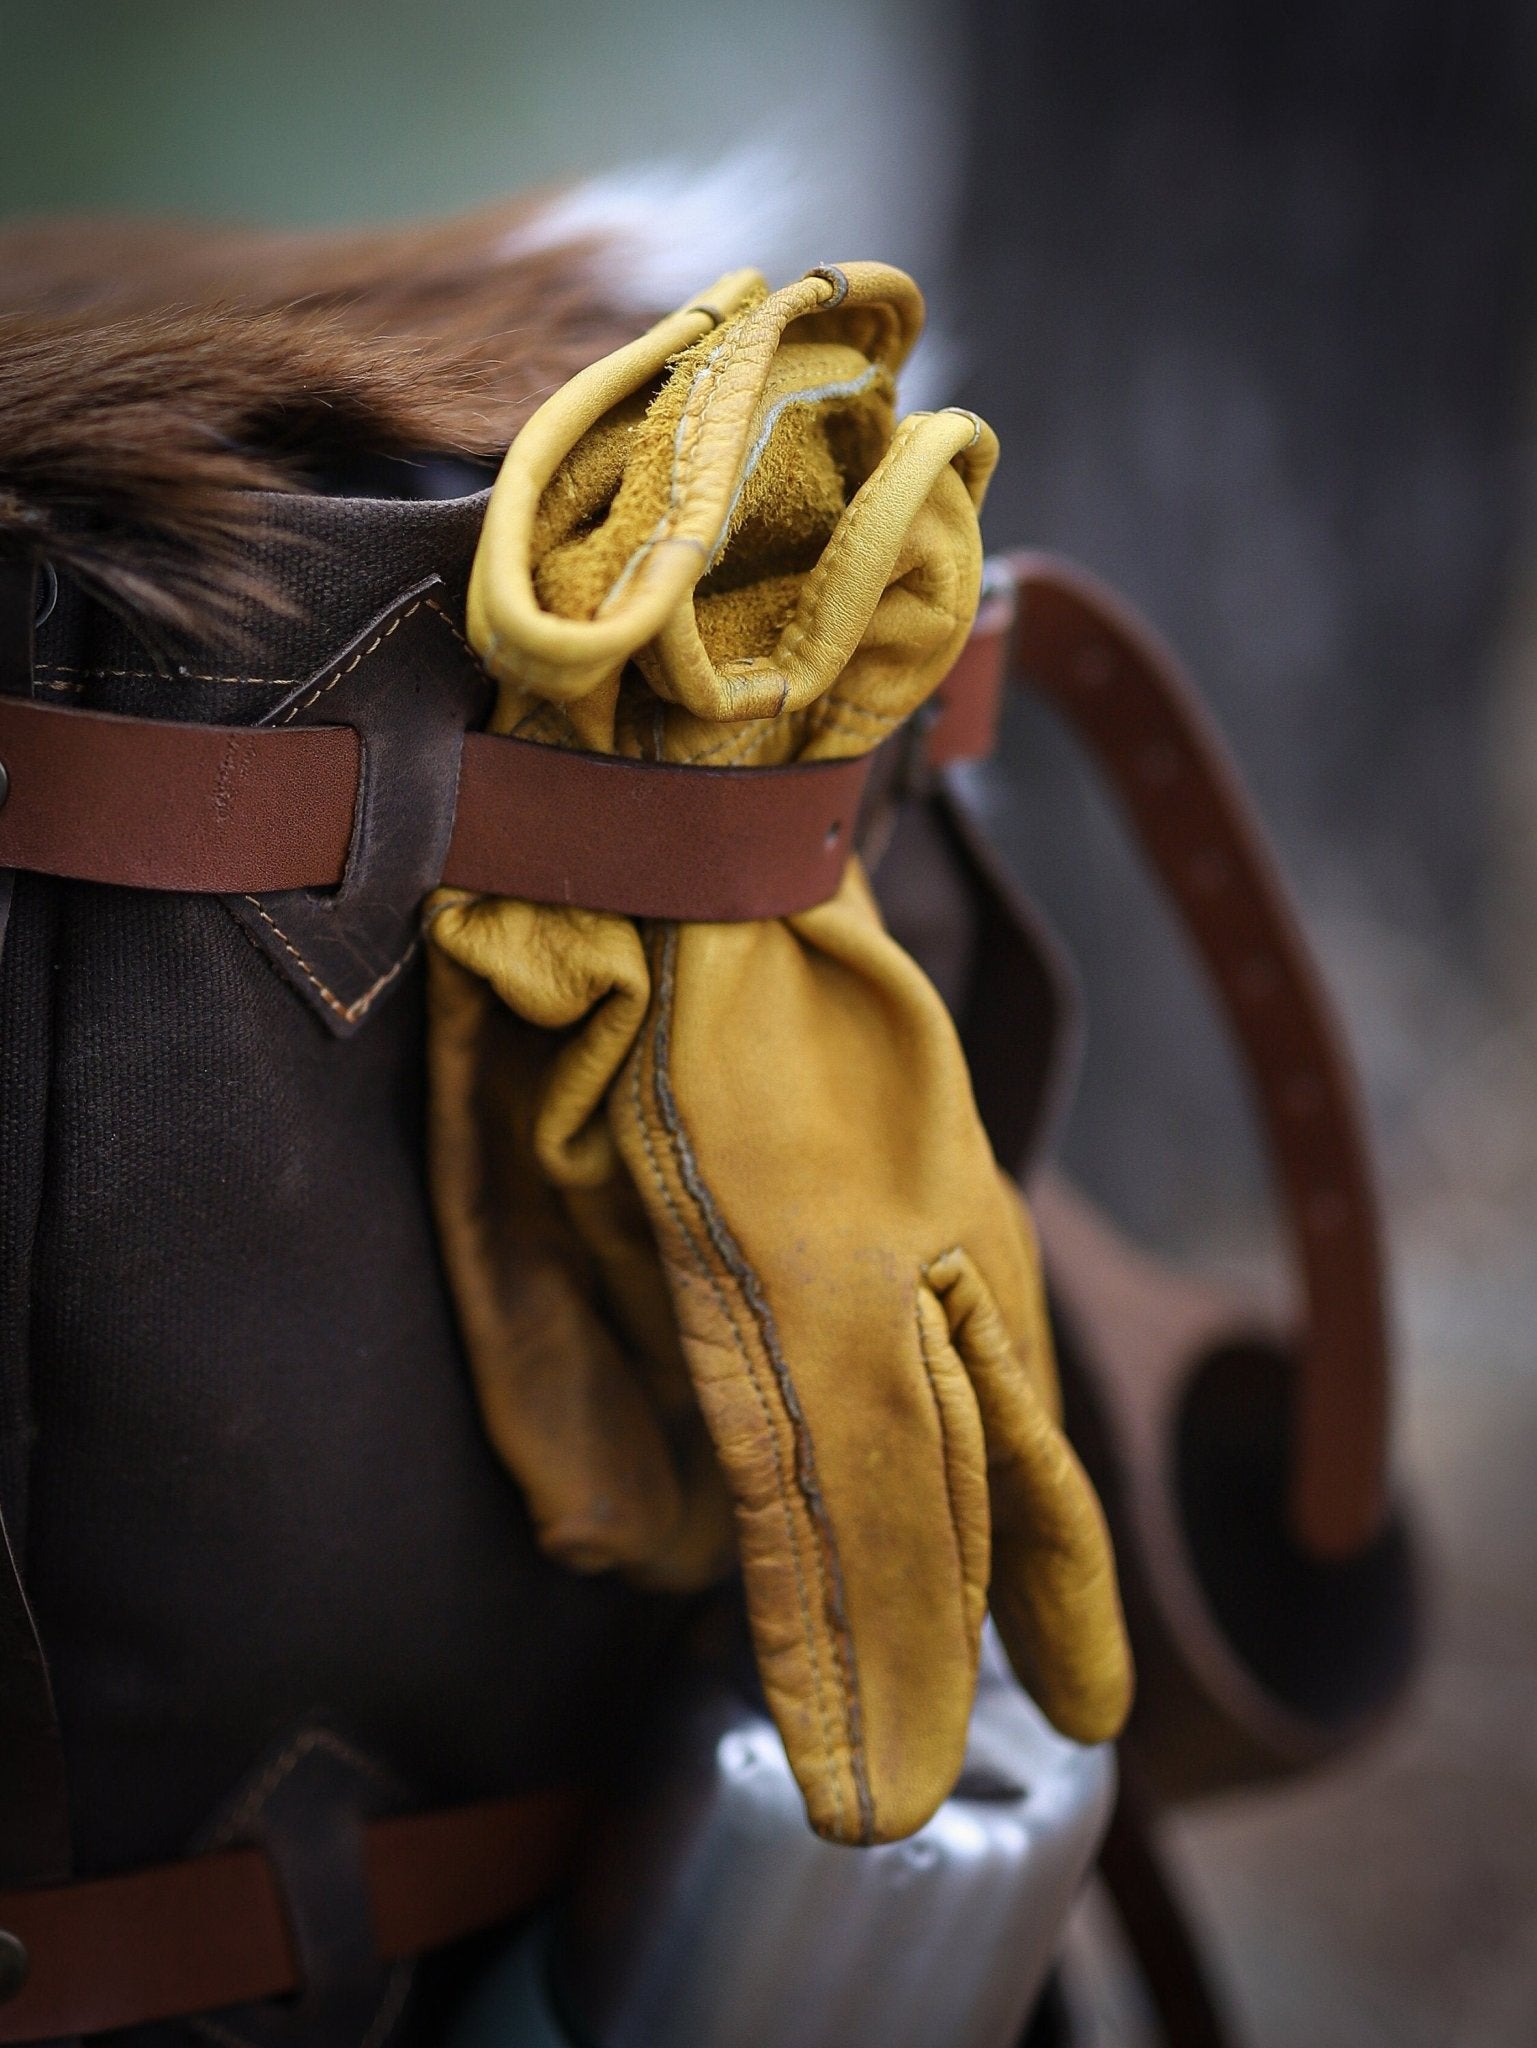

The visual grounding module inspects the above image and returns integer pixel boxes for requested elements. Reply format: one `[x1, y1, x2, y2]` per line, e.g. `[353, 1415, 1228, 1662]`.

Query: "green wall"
[0, 0, 957, 241]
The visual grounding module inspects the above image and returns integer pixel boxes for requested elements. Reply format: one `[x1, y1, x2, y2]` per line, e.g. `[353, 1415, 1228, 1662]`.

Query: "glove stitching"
[648, 926, 876, 1843]
[678, 698, 901, 772]
[623, 972, 847, 1839]
[695, 411, 934, 722]
[785, 413, 929, 661]
[676, 721, 787, 769]
[811, 704, 906, 747]
[703, 364, 884, 571]
[598, 334, 729, 617]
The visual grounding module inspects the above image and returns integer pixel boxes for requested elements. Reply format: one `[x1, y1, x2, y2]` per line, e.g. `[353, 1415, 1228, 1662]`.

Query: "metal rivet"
[0, 1929, 29, 2003]
[808, 263, 849, 308]
[825, 819, 844, 851]
[0, 758, 9, 812]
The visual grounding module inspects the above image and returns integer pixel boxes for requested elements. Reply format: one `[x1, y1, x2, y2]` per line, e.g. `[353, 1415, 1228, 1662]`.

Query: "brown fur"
[0, 202, 659, 635]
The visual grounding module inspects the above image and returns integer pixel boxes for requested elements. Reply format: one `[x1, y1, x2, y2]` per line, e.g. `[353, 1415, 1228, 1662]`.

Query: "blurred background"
[3, 2, 1533, 2040]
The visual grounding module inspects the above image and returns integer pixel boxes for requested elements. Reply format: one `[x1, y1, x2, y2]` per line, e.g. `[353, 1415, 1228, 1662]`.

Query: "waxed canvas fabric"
[429, 265, 1133, 1846]
[0, 492, 687, 2047]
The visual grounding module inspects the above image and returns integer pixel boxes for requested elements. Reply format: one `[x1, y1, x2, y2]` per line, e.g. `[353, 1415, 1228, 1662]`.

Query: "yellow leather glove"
[429, 263, 1132, 1843]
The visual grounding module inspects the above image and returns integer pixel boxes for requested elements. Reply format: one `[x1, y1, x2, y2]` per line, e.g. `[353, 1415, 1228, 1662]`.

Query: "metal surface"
[446, 1924, 568, 2048]
[545, 1628, 1114, 2048]
[0, 1932, 28, 2004]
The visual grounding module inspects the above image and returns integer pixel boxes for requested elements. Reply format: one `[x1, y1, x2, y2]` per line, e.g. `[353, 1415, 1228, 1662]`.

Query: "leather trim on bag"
[223, 578, 491, 1035]
[0, 1787, 588, 2042]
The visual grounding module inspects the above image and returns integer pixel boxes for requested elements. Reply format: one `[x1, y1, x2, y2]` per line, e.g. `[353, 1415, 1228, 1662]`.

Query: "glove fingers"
[562, 1174, 739, 1592]
[926, 1246, 1134, 1746]
[915, 1284, 993, 1644]
[427, 946, 685, 1573]
[613, 925, 992, 1845]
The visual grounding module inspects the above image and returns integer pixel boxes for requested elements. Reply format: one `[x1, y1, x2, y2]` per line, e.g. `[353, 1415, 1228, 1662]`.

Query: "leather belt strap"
[0, 1786, 586, 2042]
[0, 593, 993, 919]
[444, 733, 866, 920]
[0, 701, 868, 920]
[0, 695, 361, 894]
[996, 553, 1389, 1560]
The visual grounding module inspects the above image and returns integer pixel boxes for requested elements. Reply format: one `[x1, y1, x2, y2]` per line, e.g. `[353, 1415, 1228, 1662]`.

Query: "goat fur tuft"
[0, 196, 667, 636]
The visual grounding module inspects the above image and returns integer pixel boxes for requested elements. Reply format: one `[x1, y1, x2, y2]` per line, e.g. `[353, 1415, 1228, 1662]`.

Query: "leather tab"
[198, 1731, 410, 2048]
[225, 579, 490, 1035]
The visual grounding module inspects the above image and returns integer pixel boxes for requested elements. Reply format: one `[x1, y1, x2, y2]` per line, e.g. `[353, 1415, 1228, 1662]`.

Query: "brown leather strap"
[1094, 1776, 1236, 2048]
[0, 694, 360, 894]
[0, 1787, 586, 2041]
[981, 553, 1388, 1560]
[0, 698, 869, 921]
[926, 579, 1014, 768]
[444, 732, 867, 920]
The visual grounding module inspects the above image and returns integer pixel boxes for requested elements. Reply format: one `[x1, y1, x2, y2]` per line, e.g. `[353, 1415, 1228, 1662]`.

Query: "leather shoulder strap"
[965, 553, 1389, 1560]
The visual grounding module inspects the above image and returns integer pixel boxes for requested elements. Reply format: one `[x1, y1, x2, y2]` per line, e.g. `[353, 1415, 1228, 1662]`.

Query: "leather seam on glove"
[778, 410, 928, 668]
[705, 363, 884, 571]
[599, 334, 730, 613]
[646, 926, 876, 1843]
[913, 1285, 986, 1677]
[621, 950, 852, 1832]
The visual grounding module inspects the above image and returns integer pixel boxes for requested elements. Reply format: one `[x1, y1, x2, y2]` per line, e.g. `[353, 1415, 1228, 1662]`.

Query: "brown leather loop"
[990, 552, 1389, 1560]
[0, 1787, 586, 2041]
[924, 584, 1013, 768]
[445, 731, 870, 920]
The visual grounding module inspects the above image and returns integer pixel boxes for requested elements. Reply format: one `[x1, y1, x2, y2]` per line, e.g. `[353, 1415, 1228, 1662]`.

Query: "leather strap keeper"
[0, 1787, 587, 2042]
